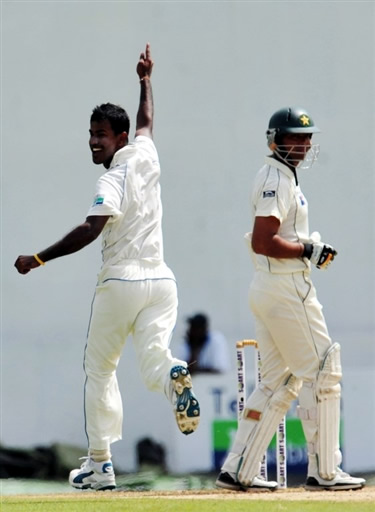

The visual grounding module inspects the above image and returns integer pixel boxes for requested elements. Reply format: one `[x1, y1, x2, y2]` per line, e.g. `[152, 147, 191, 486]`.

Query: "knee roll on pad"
[317, 343, 342, 422]
[318, 342, 342, 391]
[237, 375, 302, 486]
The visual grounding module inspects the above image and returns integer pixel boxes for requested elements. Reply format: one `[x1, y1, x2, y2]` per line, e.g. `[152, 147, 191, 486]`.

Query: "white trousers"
[249, 270, 332, 390]
[83, 276, 184, 451]
[223, 270, 335, 476]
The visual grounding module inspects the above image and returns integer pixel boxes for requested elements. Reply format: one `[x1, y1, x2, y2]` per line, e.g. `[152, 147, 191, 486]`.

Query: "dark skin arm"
[14, 215, 109, 274]
[252, 216, 305, 258]
[15, 44, 154, 275]
[135, 43, 154, 139]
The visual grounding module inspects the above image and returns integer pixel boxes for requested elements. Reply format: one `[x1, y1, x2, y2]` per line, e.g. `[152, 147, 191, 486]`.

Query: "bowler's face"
[89, 120, 124, 169]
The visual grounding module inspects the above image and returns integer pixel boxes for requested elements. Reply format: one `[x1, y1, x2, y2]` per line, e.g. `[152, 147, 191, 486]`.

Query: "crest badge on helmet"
[299, 114, 311, 126]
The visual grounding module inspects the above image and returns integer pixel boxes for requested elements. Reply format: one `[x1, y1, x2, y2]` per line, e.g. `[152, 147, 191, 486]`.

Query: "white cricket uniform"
[84, 136, 185, 451]
[248, 156, 332, 388]
[222, 156, 339, 478]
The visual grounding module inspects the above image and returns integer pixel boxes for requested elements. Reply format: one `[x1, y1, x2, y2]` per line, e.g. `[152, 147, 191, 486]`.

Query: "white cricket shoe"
[169, 365, 200, 435]
[69, 457, 116, 490]
[305, 467, 365, 491]
[216, 471, 278, 491]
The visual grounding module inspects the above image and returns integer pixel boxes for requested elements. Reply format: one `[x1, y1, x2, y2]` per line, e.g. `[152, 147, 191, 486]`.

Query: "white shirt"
[248, 156, 311, 274]
[87, 136, 175, 282]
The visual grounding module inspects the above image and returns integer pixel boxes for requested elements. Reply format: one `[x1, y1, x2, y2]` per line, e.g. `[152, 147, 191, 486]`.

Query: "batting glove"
[302, 232, 337, 270]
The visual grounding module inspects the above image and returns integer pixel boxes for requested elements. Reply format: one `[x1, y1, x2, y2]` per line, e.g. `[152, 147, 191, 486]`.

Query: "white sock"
[89, 449, 111, 462]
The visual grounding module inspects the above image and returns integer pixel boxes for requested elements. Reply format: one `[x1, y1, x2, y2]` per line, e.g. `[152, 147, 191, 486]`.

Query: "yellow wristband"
[34, 254, 45, 266]
[140, 76, 150, 82]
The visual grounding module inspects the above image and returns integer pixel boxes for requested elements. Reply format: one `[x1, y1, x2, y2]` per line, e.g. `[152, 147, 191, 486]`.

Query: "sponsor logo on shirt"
[299, 194, 306, 206]
[93, 195, 104, 206]
[263, 190, 276, 198]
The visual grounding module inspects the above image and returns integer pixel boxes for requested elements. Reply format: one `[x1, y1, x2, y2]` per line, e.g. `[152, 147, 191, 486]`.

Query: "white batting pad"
[297, 343, 342, 480]
[317, 343, 342, 479]
[237, 375, 301, 486]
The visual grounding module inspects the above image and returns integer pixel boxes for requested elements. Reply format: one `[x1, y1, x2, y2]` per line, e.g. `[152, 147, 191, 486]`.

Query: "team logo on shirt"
[93, 195, 104, 206]
[263, 190, 276, 198]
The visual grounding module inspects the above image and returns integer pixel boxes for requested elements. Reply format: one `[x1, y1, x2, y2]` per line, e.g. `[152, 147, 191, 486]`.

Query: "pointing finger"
[145, 42, 151, 59]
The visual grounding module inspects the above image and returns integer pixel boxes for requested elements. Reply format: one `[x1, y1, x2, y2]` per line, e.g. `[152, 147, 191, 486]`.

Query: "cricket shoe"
[69, 457, 116, 490]
[216, 472, 278, 492]
[170, 365, 200, 435]
[305, 467, 365, 491]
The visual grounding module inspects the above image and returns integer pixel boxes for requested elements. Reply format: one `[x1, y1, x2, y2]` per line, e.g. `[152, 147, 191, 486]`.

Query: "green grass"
[1, 497, 374, 512]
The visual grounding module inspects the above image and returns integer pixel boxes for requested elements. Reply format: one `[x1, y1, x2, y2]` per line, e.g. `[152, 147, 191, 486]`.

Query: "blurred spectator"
[175, 313, 231, 374]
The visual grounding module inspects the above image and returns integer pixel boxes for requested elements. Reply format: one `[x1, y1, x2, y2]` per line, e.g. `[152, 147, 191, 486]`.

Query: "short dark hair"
[91, 103, 130, 135]
[188, 313, 208, 328]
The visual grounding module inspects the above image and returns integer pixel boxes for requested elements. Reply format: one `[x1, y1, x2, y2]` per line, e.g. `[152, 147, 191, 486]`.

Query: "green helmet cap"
[267, 107, 320, 134]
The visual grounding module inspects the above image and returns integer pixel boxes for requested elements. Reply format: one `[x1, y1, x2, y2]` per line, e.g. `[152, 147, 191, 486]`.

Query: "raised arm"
[135, 43, 154, 139]
[14, 215, 109, 274]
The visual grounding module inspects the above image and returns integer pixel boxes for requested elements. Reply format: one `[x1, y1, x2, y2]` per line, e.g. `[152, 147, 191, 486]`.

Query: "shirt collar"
[264, 156, 298, 185]
[110, 144, 136, 169]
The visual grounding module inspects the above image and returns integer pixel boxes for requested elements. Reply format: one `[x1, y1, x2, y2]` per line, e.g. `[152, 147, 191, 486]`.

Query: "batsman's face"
[279, 133, 312, 166]
[89, 120, 127, 169]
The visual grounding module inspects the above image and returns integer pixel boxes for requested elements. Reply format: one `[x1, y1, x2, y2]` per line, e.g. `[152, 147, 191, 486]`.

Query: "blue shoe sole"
[170, 366, 200, 435]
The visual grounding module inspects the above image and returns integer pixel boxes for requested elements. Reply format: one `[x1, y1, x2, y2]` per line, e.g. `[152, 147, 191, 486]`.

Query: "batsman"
[216, 107, 366, 491]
